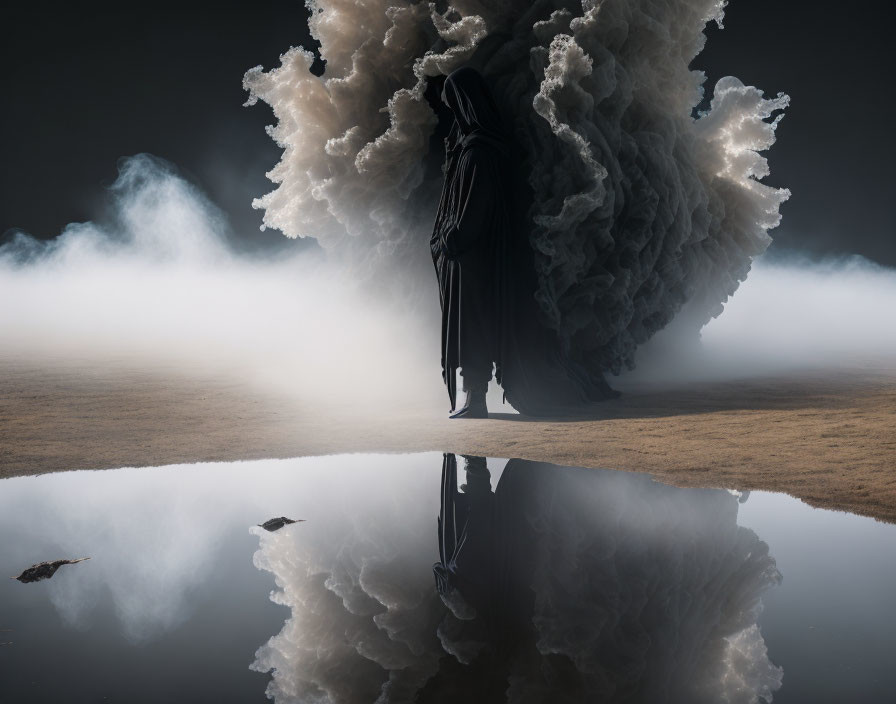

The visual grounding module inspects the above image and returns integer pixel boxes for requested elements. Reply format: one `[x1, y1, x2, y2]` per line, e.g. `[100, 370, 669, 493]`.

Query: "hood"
[441, 66, 506, 145]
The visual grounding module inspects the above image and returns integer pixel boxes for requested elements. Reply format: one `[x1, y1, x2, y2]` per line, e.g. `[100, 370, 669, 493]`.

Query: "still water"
[1, 453, 894, 703]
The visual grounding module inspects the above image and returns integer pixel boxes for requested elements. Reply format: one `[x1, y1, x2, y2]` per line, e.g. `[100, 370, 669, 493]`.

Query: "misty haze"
[2, 1, 894, 703]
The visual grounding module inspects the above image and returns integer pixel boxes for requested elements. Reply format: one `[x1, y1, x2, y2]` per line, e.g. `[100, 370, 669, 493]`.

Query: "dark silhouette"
[430, 67, 506, 418]
[258, 516, 303, 532]
[434, 454, 496, 616]
[12, 557, 90, 583]
[431, 66, 618, 418]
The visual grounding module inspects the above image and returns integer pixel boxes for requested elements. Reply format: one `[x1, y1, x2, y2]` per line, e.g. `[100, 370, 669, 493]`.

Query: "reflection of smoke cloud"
[250, 458, 444, 703]
[251, 459, 782, 703]
[244, 0, 789, 378]
[0, 155, 439, 407]
[493, 462, 783, 703]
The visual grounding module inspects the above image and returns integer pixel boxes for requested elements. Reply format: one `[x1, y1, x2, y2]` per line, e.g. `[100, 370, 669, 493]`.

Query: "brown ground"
[2, 356, 895, 523]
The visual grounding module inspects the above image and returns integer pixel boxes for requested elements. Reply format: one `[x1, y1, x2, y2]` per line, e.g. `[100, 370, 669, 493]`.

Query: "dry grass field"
[2, 355, 894, 522]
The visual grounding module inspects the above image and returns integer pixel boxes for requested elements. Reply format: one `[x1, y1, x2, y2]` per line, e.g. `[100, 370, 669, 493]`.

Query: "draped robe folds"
[431, 132, 504, 411]
[431, 68, 618, 416]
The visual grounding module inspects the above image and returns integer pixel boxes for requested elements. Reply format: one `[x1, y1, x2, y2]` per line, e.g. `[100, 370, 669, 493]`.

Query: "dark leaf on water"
[12, 558, 91, 583]
[259, 517, 304, 532]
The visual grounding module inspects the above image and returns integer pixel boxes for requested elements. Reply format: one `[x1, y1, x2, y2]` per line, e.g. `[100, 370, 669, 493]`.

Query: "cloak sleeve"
[441, 147, 497, 259]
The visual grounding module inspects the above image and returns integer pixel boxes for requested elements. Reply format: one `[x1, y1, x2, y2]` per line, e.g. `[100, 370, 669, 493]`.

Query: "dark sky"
[2, 1, 894, 264]
[2, 1, 316, 254]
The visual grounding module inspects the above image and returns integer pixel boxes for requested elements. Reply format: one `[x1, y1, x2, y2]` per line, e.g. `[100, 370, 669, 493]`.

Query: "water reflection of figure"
[251, 455, 783, 703]
[429, 454, 784, 703]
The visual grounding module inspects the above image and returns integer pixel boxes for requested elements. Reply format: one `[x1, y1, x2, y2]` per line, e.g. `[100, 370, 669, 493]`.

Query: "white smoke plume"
[243, 0, 790, 376]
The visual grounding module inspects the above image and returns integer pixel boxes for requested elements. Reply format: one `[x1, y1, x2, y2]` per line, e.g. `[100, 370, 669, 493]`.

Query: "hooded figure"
[431, 66, 618, 418]
[430, 66, 506, 418]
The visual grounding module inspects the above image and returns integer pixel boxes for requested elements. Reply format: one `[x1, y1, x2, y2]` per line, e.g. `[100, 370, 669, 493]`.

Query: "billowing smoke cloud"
[0, 5, 889, 407]
[243, 0, 790, 377]
[250, 459, 783, 703]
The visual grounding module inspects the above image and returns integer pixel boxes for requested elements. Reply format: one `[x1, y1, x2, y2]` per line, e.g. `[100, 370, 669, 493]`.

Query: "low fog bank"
[619, 253, 896, 387]
[0, 155, 441, 408]
[2, 154, 894, 409]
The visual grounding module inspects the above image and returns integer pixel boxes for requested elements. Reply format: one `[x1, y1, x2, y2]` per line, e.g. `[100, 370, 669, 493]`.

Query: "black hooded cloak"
[431, 67, 617, 415]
